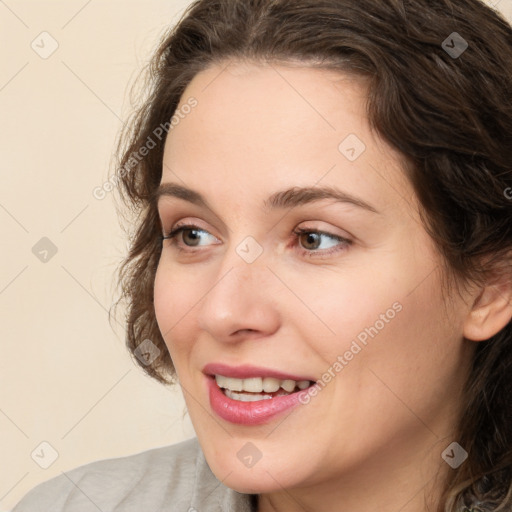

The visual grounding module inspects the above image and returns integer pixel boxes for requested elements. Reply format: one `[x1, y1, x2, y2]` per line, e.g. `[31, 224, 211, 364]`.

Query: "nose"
[196, 248, 281, 343]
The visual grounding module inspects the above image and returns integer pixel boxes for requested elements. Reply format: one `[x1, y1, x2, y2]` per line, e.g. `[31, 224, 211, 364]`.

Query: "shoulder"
[12, 437, 255, 512]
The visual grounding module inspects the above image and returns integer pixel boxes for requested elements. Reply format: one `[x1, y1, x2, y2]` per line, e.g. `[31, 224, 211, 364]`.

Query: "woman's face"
[154, 61, 475, 496]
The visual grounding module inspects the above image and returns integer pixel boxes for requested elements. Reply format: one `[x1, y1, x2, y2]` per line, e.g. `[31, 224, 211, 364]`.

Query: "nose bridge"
[211, 230, 270, 293]
[196, 238, 280, 340]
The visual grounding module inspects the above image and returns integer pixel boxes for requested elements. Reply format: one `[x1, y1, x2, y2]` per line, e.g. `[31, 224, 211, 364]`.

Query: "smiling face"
[153, 61, 476, 503]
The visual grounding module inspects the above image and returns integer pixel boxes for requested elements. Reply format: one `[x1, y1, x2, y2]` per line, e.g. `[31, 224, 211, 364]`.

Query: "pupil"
[184, 229, 200, 246]
[302, 233, 319, 250]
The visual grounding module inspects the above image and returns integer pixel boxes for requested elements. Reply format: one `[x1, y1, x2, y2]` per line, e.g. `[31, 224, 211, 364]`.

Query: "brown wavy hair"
[110, 0, 512, 510]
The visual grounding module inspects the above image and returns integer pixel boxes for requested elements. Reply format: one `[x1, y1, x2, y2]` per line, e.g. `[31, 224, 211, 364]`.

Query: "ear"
[463, 266, 512, 342]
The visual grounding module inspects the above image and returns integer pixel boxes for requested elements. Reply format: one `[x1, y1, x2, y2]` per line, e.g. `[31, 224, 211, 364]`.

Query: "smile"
[215, 374, 312, 402]
[203, 364, 316, 425]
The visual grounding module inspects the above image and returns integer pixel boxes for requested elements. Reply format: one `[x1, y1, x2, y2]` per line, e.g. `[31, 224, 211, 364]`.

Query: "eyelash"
[161, 224, 352, 258]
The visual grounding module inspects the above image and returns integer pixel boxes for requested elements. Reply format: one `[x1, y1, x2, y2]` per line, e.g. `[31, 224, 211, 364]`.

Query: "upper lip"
[203, 362, 315, 382]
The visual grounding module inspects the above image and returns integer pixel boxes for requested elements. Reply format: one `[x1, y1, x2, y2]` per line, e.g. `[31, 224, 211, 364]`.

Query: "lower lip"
[206, 376, 307, 425]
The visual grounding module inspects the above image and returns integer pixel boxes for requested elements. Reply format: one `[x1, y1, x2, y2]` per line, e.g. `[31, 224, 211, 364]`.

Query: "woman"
[13, 0, 512, 511]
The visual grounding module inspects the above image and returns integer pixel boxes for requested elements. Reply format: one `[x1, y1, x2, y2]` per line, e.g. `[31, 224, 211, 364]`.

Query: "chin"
[218, 467, 296, 495]
[204, 449, 306, 494]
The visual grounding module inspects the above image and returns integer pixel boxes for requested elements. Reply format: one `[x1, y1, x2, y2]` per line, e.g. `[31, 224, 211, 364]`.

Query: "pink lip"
[202, 363, 314, 382]
[206, 375, 309, 425]
[202, 363, 315, 426]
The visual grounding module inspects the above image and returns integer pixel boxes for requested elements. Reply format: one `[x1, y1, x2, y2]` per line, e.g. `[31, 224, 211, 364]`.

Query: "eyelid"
[161, 215, 351, 239]
[157, 203, 228, 237]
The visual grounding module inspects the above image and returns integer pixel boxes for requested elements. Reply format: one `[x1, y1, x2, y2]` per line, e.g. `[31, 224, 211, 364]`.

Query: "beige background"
[1, 0, 511, 510]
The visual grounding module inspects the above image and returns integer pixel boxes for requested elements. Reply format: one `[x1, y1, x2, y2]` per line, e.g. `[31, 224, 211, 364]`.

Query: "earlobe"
[463, 279, 512, 342]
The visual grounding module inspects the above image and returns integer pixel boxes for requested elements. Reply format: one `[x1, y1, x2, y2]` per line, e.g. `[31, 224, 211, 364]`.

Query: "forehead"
[172, 60, 370, 140]
[161, 60, 415, 217]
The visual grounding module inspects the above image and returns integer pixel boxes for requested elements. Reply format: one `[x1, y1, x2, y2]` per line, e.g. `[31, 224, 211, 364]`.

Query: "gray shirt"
[12, 437, 258, 512]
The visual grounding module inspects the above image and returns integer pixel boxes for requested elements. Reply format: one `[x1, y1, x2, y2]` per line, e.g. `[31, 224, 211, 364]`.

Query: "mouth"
[214, 374, 314, 402]
[203, 363, 317, 425]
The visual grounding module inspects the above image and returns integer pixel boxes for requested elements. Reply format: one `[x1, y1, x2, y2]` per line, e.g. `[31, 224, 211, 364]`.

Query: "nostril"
[234, 328, 257, 335]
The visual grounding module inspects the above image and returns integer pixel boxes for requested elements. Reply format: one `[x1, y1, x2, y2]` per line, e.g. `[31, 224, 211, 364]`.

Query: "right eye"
[162, 224, 220, 250]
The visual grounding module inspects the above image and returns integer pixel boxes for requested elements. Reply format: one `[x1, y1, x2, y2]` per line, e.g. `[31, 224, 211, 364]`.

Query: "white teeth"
[214, 374, 311, 394]
[215, 375, 243, 391]
[243, 377, 263, 392]
[262, 377, 281, 393]
[281, 379, 296, 393]
[224, 389, 273, 402]
[226, 377, 243, 391]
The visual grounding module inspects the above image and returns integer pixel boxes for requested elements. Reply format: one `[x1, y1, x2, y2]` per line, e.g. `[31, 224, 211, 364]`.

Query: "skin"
[153, 60, 512, 512]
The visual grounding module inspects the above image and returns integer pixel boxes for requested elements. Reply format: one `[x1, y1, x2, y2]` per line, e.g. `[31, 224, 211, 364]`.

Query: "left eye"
[162, 225, 352, 257]
[293, 228, 345, 251]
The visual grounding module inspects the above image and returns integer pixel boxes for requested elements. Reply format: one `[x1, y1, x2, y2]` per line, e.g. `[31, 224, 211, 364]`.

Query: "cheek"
[296, 254, 451, 396]
[287, 264, 403, 358]
[153, 261, 174, 335]
[334, 267, 463, 427]
[153, 260, 201, 355]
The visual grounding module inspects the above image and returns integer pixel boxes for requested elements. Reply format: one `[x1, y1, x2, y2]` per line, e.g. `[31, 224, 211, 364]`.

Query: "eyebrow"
[154, 183, 379, 214]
